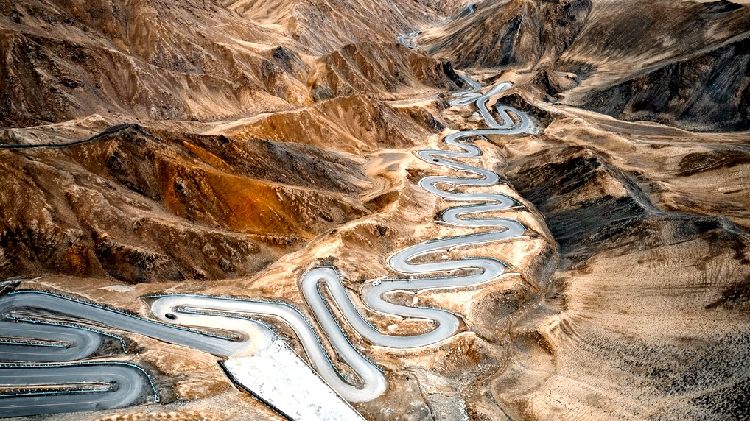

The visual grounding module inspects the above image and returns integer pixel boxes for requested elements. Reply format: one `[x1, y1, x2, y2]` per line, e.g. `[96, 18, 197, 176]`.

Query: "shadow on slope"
[0, 125, 369, 282]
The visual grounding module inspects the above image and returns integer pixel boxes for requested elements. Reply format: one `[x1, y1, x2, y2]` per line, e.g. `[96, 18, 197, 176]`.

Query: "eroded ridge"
[0, 77, 536, 415]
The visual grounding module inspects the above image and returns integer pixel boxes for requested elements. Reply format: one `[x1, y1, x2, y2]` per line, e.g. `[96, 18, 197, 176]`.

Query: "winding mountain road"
[0, 363, 153, 418]
[0, 321, 107, 362]
[0, 76, 536, 416]
[397, 30, 421, 49]
[290, 77, 535, 394]
[0, 315, 157, 417]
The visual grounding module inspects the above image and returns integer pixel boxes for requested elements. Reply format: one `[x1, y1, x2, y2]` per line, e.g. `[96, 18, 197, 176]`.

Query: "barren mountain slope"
[0, 0, 466, 125]
[307, 42, 466, 100]
[474, 93, 750, 420]
[557, 0, 750, 130]
[567, 32, 750, 131]
[558, 0, 750, 75]
[1, 1, 750, 421]
[0, 0, 464, 284]
[419, 0, 593, 69]
[0, 0, 314, 127]
[419, 0, 750, 131]
[0, 124, 371, 283]
[220, 94, 442, 154]
[222, 0, 464, 54]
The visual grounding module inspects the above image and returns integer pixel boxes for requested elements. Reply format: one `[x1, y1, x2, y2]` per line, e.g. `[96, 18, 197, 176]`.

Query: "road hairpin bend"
[0, 77, 535, 416]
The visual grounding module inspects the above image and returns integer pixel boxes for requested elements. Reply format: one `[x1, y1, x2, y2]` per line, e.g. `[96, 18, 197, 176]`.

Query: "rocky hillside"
[558, 0, 750, 131]
[419, 0, 750, 131]
[0, 0, 464, 283]
[308, 42, 466, 100]
[0, 124, 371, 282]
[491, 101, 750, 420]
[220, 94, 441, 153]
[221, 0, 459, 54]
[558, 0, 750, 75]
[570, 32, 750, 131]
[420, 0, 593, 69]
[0, 0, 311, 126]
[0, 0, 463, 127]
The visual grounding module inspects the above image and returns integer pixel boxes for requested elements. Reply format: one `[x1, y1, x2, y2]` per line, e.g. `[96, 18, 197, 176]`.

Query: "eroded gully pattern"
[0, 78, 536, 415]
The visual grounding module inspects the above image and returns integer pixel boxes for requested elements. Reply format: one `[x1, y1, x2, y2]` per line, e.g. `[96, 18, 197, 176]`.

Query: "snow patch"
[222, 339, 366, 421]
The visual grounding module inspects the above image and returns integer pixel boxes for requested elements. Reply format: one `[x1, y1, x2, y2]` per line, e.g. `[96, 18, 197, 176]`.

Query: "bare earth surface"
[1, 0, 750, 420]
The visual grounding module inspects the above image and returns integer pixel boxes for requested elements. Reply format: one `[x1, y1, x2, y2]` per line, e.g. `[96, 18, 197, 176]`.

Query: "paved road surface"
[0, 362, 153, 418]
[299, 77, 534, 355]
[0, 75, 536, 413]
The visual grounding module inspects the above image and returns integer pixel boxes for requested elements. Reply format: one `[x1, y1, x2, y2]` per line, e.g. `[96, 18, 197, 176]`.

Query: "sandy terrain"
[1, 0, 749, 420]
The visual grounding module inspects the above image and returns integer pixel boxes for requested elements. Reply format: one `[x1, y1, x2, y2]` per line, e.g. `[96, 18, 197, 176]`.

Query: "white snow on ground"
[223, 338, 367, 421]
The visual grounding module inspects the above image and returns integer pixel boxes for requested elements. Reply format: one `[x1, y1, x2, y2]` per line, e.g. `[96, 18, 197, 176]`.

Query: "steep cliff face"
[420, 0, 592, 69]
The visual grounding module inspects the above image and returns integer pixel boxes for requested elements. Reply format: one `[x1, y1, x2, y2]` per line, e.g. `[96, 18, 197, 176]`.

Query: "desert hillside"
[1, 1, 749, 421]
